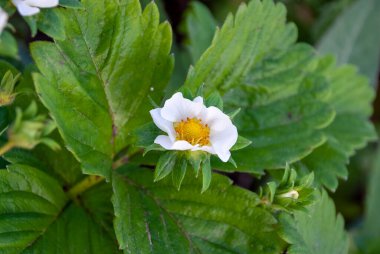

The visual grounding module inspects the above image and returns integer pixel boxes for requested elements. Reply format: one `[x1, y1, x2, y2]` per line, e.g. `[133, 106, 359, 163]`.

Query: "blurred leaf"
[300, 57, 376, 191]
[0, 164, 120, 253]
[182, 2, 217, 62]
[0, 31, 18, 58]
[31, 0, 173, 178]
[317, 0, 380, 86]
[355, 148, 380, 253]
[112, 165, 284, 253]
[279, 190, 349, 254]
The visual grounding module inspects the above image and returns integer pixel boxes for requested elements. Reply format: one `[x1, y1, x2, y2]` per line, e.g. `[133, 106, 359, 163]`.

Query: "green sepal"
[143, 143, 165, 156]
[228, 108, 241, 120]
[205, 91, 223, 109]
[187, 150, 207, 177]
[231, 136, 252, 151]
[201, 155, 212, 193]
[266, 182, 277, 203]
[177, 86, 194, 100]
[172, 156, 187, 190]
[228, 156, 237, 168]
[154, 152, 177, 182]
[195, 83, 205, 97]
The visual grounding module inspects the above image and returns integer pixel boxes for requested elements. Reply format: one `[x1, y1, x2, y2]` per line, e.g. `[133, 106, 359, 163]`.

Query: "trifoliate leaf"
[182, 0, 336, 174]
[31, 0, 173, 178]
[279, 190, 349, 254]
[0, 164, 121, 253]
[37, 9, 65, 40]
[112, 166, 284, 254]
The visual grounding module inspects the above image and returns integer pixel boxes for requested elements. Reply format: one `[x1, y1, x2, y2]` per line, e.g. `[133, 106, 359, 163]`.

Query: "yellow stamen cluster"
[174, 118, 210, 146]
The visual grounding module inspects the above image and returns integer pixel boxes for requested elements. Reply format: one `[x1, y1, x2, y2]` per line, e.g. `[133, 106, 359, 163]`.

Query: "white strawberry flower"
[150, 92, 238, 162]
[12, 0, 59, 16]
[0, 8, 8, 34]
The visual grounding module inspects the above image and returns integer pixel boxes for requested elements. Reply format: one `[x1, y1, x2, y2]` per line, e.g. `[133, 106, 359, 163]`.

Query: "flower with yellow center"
[150, 92, 238, 162]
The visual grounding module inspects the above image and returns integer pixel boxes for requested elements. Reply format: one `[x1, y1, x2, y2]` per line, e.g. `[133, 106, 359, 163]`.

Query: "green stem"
[0, 141, 14, 156]
[67, 175, 105, 200]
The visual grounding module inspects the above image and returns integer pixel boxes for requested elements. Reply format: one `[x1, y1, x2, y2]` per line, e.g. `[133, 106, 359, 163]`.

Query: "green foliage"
[318, 0, 380, 86]
[279, 190, 349, 254]
[0, 31, 18, 59]
[31, 0, 173, 178]
[0, 164, 120, 253]
[0, 0, 376, 252]
[182, 2, 217, 63]
[113, 165, 284, 254]
[300, 57, 376, 191]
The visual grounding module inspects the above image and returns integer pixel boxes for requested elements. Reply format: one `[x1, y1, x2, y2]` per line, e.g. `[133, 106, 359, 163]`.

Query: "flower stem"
[0, 141, 14, 156]
[67, 175, 105, 200]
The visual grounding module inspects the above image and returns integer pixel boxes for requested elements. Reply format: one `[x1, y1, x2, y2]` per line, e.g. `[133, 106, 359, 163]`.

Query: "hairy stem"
[67, 175, 105, 200]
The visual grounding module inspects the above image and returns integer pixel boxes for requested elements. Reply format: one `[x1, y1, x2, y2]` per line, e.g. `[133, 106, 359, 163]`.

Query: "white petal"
[193, 96, 203, 104]
[0, 9, 8, 34]
[150, 108, 176, 141]
[202, 106, 232, 132]
[13, 0, 40, 16]
[25, 0, 59, 8]
[154, 135, 194, 151]
[210, 123, 238, 162]
[161, 92, 205, 122]
[192, 145, 215, 154]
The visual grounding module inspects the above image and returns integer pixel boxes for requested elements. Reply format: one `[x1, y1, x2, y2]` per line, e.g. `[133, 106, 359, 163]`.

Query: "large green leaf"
[317, 0, 380, 86]
[181, 0, 336, 173]
[279, 190, 349, 254]
[0, 164, 120, 253]
[112, 165, 284, 253]
[31, 0, 173, 178]
[300, 57, 376, 191]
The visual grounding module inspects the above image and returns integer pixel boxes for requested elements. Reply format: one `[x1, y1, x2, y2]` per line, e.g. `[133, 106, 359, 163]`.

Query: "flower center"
[174, 118, 210, 146]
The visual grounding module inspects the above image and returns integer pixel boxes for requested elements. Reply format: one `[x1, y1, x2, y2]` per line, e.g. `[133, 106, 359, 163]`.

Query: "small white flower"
[12, 0, 59, 16]
[150, 92, 238, 162]
[0, 8, 8, 34]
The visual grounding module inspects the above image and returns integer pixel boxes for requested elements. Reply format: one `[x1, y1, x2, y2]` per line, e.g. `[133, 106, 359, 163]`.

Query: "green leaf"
[59, 0, 82, 8]
[212, 75, 335, 174]
[31, 0, 173, 178]
[37, 9, 65, 40]
[0, 31, 18, 58]
[0, 164, 121, 253]
[279, 190, 349, 254]
[112, 166, 284, 253]
[317, 0, 380, 86]
[182, 2, 217, 63]
[300, 57, 376, 191]
[181, 1, 338, 174]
